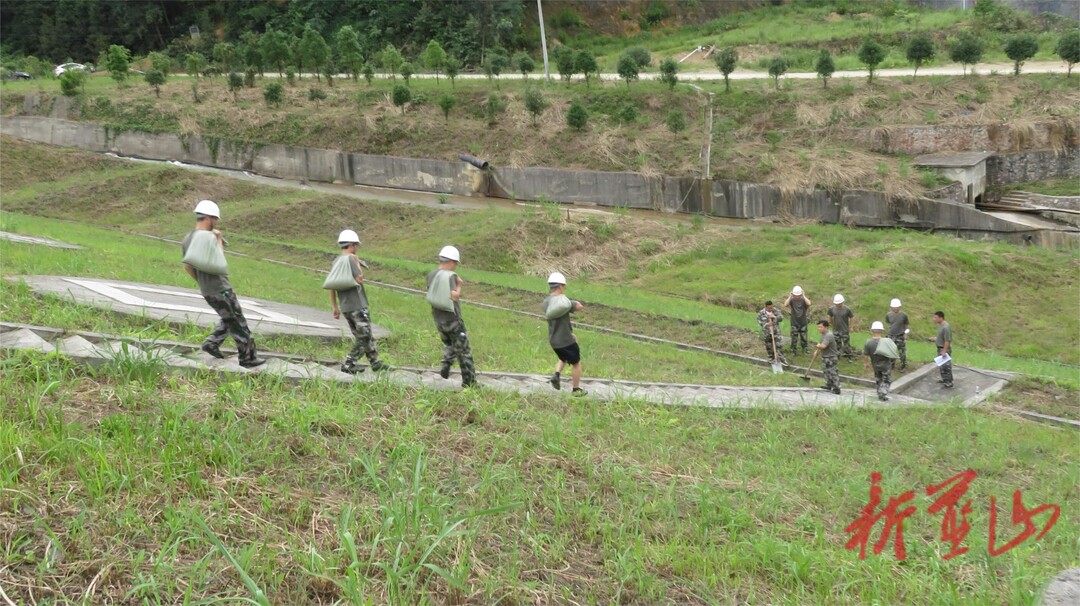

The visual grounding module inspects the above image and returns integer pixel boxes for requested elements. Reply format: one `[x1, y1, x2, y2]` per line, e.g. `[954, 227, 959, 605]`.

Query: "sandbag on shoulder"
[323, 255, 358, 290]
[545, 294, 573, 319]
[182, 230, 228, 275]
[426, 269, 456, 312]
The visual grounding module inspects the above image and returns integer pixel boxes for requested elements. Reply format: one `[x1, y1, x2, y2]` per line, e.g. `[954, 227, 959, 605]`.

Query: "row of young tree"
[711, 30, 1080, 91]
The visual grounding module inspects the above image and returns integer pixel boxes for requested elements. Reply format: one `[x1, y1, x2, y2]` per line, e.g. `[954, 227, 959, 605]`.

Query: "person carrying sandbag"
[181, 199, 265, 368]
[542, 272, 587, 397]
[863, 321, 900, 401]
[426, 246, 476, 388]
[326, 229, 391, 375]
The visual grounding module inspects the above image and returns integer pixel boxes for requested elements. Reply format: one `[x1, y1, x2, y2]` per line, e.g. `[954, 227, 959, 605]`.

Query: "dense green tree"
[659, 57, 678, 90]
[400, 61, 414, 84]
[714, 47, 738, 92]
[1004, 33, 1038, 75]
[59, 69, 86, 96]
[263, 81, 284, 106]
[767, 56, 788, 89]
[380, 43, 403, 79]
[148, 51, 171, 75]
[617, 53, 639, 87]
[439, 92, 456, 120]
[185, 52, 207, 78]
[308, 86, 327, 105]
[858, 38, 887, 84]
[484, 47, 509, 86]
[444, 56, 461, 87]
[575, 50, 598, 87]
[515, 52, 535, 78]
[484, 92, 505, 124]
[239, 31, 265, 75]
[523, 87, 548, 125]
[227, 72, 243, 99]
[566, 98, 588, 131]
[553, 46, 576, 81]
[106, 44, 131, 86]
[362, 62, 375, 84]
[815, 50, 835, 88]
[906, 34, 935, 77]
[261, 28, 291, 76]
[391, 83, 411, 113]
[949, 31, 984, 75]
[335, 25, 364, 81]
[299, 26, 330, 81]
[665, 109, 686, 133]
[144, 69, 166, 97]
[423, 40, 448, 82]
[212, 42, 239, 73]
[625, 46, 652, 69]
[1058, 30, 1080, 77]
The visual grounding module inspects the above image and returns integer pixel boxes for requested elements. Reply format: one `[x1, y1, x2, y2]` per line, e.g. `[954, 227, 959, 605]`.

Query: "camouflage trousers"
[789, 322, 809, 354]
[938, 347, 953, 386]
[203, 290, 258, 363]
[835, 331, 854, 360]
[873, 367, 892, 399]
[891, 334, 907, 369]
[763, 333, 787, 365]
[343, 310, 380, 367]
[435, 317, 476, 386]
[822, 356, 840, 390]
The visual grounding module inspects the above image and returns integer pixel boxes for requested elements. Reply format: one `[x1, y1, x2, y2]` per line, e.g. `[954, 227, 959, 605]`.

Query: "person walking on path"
[828, 294, 856, 361]
[542, 272, 587, 397]
[328, 229, 390, 375]
[815, 320, 841, 394]
[931, 311, 954, 388]
[426, 245, 476, 388]
[757, 300, 787, 365]
[863, 321, 900, 401]
[181, 199, 265, 368]
[886, 298, 909, 371]
[784, 285, 812, 356]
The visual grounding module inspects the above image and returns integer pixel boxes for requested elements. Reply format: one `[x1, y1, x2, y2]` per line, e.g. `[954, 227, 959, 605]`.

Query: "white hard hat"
[833, 294, 845, 305]
[337, 229, 360, 244]
[871, 321, 885, 331]
[194, 199, 220, 218]
[792, 286, 803, 296]
[438, 245, 460, 262]
[547, 271, 566, 285]
[890, 298, 902, 308]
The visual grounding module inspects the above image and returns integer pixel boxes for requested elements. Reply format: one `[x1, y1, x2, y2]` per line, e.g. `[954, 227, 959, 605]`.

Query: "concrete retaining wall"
[2, 116, 1076, 247]
[853, 120, 1078, 156]
[986, 148, 1080, 186]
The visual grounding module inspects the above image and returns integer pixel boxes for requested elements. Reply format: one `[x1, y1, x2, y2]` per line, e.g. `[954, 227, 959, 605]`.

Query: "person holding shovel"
[757, 300, 787, 366]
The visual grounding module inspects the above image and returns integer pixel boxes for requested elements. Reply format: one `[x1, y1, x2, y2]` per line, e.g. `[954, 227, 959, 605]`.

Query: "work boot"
[550, 372, 561, 390]
[832, 388, 841, 395]
[369, 361, 392, 372]
[943, 382, 954, 389]
[201, 343, 225, 359]
[341, 362, 364, 374]
[879, 395, 890, 402]
[239, 357, 267, 369]
[572, 388, 587, 397]
[462, 379, 479, 389]
[439, 361, 452, 379]
[819, 385, 831, 390]
[899, 364, 907, 371]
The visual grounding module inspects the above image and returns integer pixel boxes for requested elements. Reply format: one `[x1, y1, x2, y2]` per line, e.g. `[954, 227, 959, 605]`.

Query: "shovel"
[769, 328, 783, 374]
[800, 348, 820, 381]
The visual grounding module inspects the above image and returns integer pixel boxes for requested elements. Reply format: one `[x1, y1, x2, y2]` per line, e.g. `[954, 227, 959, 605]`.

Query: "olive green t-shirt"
[936, 321, 952, 349]
[542, 296, 578, 349]
[828, 305, 854, 334]
[886, 311, 909, 339]
[426, 269, 461, 324]
[334, 255, 369, 313]
[820, 331, 838, 358]
[862, 338, 893, 372]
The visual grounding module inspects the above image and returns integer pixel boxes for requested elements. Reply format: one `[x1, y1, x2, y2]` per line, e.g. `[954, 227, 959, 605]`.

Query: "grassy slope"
[2, 137, 1077, 385]
[3, 347, 1077, 605]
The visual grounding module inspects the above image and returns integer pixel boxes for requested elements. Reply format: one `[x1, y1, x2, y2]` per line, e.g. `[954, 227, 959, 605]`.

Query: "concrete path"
[0, 231, 83, 249]
[12, 276, 389, 341]
[1, 322, 964, 410]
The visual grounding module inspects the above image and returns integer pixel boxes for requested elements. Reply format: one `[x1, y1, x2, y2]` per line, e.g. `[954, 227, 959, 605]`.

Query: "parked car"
[54, 63, 88, 77]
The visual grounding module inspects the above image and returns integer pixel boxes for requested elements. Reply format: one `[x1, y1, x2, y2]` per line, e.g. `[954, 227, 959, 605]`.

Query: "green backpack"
[182, 230, 228, 275]
[322, 255, 358, 290]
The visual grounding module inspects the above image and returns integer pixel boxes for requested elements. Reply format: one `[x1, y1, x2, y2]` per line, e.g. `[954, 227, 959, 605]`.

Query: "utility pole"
[537, 0, 551, 81]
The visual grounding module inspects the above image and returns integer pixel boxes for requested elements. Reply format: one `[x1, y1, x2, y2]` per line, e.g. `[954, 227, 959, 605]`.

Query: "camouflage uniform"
[863, 338, 893, 400]
[828, 305, 855, 361]
[757, 307, 787, 365]
[343, 310, 381, 369]
[936, 320, 954, 388]
[434, 315, 476, 386]
[820, 330, 840, 392]
[787, 297, 810, 355]
[886, 310, 909, 371]
[203, 290, 258, 364]
[428, 269, 476, 387]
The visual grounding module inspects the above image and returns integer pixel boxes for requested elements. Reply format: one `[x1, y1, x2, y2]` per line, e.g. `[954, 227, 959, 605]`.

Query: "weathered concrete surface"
[854, 120, 1079, 156]
[891, 363, 1010, 405]
[1040, 568, 1080, 606]
[11, 275, 389, 340]
[987, 148, 1080, 186]
[0, 231, 83, 249]
[2, 116, 1077, 246]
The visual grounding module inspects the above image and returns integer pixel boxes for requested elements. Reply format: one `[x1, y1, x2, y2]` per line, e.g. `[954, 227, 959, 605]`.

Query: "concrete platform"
[0, 231, 83, 249]
[12, 275, 389, 340]
[892, 362, 1011, 405]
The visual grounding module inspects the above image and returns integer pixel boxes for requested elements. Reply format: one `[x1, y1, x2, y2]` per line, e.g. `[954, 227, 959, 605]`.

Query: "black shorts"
[552, 343, 581, 364]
